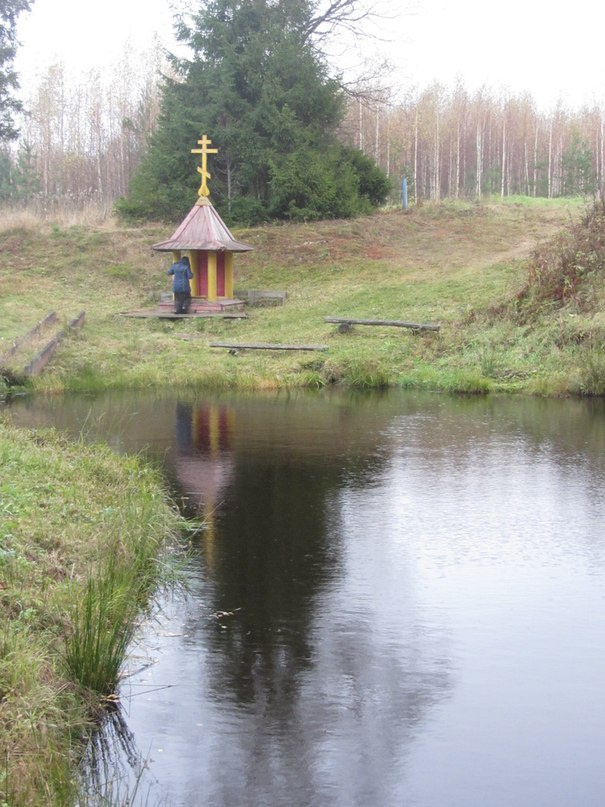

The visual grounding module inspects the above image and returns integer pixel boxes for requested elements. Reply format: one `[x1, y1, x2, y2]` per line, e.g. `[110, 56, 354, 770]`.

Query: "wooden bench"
[324, 317, 440, 333]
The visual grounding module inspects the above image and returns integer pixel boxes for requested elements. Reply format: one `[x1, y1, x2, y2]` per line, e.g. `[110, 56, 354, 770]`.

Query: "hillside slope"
[1, 198, 603, 395]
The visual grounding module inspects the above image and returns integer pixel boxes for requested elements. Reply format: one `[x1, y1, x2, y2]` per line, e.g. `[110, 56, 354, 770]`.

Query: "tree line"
[2, 0, 392, 221]
[342, 84, 604, 203]
[0, 0, 31, 142]
[0, 53, 162, 210]
[7, 75, 604, 214]
[2, 0, 604, 217]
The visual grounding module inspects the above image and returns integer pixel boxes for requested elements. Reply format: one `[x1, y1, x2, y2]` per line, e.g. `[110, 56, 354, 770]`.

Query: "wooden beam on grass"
[324, 316, 440, 332]
[23, 312, 86, 377]
[0, 311, 58, 363]
[211, 341, 328, 352]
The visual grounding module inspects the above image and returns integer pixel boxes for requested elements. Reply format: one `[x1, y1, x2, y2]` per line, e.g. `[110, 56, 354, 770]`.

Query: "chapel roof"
[152, 197, 253, 253]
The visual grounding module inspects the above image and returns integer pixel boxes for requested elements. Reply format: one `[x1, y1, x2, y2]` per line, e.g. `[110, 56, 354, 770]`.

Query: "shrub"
[518, 198, 605, 315]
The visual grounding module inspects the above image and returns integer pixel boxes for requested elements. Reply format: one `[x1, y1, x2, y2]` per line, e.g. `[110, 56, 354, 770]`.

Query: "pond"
[6, 389, 605, 806]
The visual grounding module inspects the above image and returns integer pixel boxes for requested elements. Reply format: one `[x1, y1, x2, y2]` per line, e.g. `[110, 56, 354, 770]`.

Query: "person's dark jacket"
[168, 258, 193, 293]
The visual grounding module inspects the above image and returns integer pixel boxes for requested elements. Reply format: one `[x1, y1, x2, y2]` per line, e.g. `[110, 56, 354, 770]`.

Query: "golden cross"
[191, 134, 218, 197]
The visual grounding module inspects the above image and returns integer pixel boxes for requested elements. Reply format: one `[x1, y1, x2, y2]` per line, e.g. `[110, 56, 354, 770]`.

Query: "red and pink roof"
[152, 197, 253, 253]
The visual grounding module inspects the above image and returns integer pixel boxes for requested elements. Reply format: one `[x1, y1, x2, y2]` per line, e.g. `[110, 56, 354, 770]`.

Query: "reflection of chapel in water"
[174, 401, 235, 568]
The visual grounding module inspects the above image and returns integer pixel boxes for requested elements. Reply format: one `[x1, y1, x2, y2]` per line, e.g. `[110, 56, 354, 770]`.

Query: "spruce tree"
[0, 141, 39, 202]
[117, 0, 390, 224]
[0, 0, 32, 142]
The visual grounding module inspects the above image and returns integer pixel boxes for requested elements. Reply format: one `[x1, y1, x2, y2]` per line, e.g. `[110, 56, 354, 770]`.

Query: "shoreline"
[0, 421, 184, 805]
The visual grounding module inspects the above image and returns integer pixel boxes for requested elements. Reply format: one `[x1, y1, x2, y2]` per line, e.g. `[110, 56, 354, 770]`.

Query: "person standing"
[167, 256, 193, 314]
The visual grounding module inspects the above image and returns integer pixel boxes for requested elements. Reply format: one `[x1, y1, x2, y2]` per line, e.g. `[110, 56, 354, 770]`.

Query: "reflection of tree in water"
[204, 452, 344, 702]
[172, 401, 348, 707]
[288, 558, 451, 803]
[169, 397, 452, 804]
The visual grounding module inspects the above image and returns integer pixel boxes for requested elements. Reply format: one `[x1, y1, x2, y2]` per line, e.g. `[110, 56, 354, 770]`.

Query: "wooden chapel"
[153, 135, 253, 314]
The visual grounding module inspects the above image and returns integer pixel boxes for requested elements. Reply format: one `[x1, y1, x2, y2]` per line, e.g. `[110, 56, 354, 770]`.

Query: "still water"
[6, 389, 605, 806]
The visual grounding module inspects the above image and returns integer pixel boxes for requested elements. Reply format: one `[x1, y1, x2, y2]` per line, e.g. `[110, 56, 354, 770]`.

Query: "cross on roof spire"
[191, 134, 218, 197]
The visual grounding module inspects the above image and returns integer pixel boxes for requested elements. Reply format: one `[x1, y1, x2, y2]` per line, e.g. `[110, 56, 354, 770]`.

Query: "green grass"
[0, 196, 603, 401]
[0, 421, 183, 806]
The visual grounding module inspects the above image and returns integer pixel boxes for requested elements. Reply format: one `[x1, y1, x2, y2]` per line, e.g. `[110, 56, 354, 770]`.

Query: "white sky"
[14, 0, 605, 112]
[15, 0, 178, 80]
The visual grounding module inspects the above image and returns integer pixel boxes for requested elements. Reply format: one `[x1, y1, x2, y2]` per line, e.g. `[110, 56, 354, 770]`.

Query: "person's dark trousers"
[174, 292, 191, 314]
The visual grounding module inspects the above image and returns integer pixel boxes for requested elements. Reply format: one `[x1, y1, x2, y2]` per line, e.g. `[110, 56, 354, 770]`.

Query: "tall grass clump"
[65, 559, 139, 696]
[340, 357, 391, 389]
[572, 347, 605, 396]
[0, 201, 115, 231]
[64, 362, 108, 393]
[65, 486, 179, 696]
[503, 197, 605, 395]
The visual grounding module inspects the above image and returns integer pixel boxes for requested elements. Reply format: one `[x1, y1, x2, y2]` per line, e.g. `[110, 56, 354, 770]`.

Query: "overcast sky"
[15, 0, 605, 111]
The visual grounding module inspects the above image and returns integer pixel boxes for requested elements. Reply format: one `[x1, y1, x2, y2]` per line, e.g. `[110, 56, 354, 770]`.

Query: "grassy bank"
[0, 420, 182, 805]
[1, 196, 604, 396]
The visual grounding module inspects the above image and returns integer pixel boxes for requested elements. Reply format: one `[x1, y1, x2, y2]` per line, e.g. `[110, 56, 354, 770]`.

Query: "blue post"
[401, 177, 408, 209]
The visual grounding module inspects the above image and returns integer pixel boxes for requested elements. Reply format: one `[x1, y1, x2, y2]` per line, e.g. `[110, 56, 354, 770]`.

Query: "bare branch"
[303, 0, 395, 44]
[339, 59, 394, 104]
[306, 1, 371, 39]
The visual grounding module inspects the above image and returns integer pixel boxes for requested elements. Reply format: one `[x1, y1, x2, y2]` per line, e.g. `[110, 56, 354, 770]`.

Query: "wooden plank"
[211, 342, 328, 351]
[69, 311, 86, 330]
[157, 312, 247, 320]
[23, 336, 61, 377]
[23, 311, 86, 377]
[0, 311, 57, 362]
[121, 311, 247, 319]
[324, 316, 440, 332]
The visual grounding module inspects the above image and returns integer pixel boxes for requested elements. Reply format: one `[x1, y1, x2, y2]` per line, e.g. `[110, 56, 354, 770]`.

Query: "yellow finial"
[191, 134, 218, 197]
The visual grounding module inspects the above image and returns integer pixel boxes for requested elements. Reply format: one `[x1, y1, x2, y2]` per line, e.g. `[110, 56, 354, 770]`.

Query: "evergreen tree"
[0, 142, 39, 202]
[0, 0, 32, 142]
[560, 129, 595, 196]
[13, 139, 39, 200]
[0, 149, 13, 198]
[117, 0, 390, 224]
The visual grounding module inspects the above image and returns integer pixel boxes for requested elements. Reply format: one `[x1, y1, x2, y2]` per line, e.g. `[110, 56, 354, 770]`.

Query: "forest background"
[2, 0, 605, 220]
